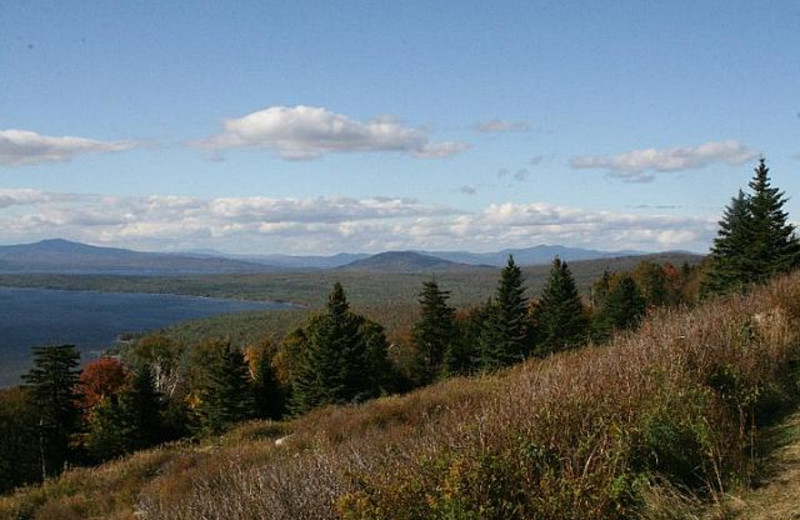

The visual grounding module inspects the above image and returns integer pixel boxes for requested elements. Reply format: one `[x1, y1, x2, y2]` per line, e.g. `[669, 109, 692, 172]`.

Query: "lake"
[0, 287, 291, 387]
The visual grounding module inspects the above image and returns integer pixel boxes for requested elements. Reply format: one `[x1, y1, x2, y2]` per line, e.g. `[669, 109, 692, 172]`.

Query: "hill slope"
[3, 273, 799, 520]
[0, 239, 268, 274]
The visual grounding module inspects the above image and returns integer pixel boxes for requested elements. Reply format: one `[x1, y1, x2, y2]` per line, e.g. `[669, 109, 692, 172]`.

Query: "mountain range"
[0, 239, 660, 275]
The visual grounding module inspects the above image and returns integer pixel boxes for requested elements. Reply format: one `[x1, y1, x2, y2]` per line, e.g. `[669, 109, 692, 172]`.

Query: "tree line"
[1, 158, 796, 495]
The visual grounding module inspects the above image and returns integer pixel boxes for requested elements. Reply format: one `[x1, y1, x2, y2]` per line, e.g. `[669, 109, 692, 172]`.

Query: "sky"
[1, 0, 798, 255]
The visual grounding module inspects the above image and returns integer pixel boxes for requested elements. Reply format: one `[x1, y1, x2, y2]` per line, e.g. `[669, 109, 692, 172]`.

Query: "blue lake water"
[0, 287, 290, 387]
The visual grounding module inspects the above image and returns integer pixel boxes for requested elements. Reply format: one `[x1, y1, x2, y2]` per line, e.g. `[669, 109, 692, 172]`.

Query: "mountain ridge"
[0, 239, 681, 274]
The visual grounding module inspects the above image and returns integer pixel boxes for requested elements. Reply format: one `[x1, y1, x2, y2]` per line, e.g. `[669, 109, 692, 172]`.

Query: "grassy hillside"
[2, 270, 799, 520]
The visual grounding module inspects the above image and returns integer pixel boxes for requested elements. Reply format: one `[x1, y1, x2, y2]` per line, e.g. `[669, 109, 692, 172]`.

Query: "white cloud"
[0, 129, 139, 166]
[0, 189, 716, 254]
[193, 105, 469, 160]
[476, 120, 530, 133]
[570, 140, 759, 182]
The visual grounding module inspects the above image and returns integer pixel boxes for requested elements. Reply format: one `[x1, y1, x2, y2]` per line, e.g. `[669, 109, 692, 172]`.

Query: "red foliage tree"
[79, 357, 128, 409]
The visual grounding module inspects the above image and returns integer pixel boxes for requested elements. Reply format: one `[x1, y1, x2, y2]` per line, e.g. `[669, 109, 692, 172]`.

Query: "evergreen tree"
[196, 342, 254, 435]
[22, 345, 82, 479]
[590, 269, 612, 309]
[592, 273, 647, 342]
[291, 283, 391, 414]
[442, 307, 483, 377]
[702, 190, 754, 296]
[533, 258, 588, 355]
[121, 363, 163, 449]
[0, 388, 41, 492]
[703, 159, 800, 296]
[84, 395, 128, 462]
[412, 280, 456, 385]
[746, 158, 800, 280]
[251, 343, 286, 420]
[480, 256, 530, 369]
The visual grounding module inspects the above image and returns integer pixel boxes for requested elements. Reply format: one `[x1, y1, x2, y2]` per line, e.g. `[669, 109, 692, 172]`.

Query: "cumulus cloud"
[570, 140, 759, 182]
[476, 120, 530, 133]
[0, 129, 139, 167]
[193, 105, 469, 160]
[0, 189, 715, 254]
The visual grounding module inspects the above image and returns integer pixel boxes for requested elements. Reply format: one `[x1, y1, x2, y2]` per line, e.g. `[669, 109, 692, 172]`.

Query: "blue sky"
[1, 1, 798, 254]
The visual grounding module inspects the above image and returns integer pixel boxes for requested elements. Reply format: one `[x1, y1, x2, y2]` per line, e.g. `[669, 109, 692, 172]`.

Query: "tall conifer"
[412, 280, 456, 385]
[22, 345, 82, 479]
[480, 256, 530, 369]
[703, 159, 800, 296]
[291, 283, 391, 414]
[533, 258, 588, 355]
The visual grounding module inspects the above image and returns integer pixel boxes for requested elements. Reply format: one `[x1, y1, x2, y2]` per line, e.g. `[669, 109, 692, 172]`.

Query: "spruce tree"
[412, 280, 456, 385]
[480, 256, 530, 370]
[702, 191, 755, 296]
[251, 342, 286, 420]
[746, 159, 800, 280]
[592, 273, 647, 342]
[533, 258, 588, 355]
[703, 159, 800, 296]
[442, 306, 484, 377]
[22, 345, 82, 479]
[196, 342, 254, 435]
[122, 363, 163, 449]
[291, 283, 391, 414]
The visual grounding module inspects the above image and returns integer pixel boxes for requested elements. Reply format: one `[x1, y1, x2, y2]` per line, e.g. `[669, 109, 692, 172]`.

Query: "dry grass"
[3, 273, 800, 520]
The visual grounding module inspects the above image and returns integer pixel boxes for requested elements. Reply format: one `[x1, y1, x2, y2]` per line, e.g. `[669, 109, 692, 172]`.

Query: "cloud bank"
[0, 189, 715, 254]
[0, 130, 139, 167]
[194, 105, 469, 160]
[571, 140, 758, 182]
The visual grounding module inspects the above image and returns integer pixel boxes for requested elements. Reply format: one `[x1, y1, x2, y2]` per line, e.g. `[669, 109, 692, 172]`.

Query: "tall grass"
[4, 273, 800, 520]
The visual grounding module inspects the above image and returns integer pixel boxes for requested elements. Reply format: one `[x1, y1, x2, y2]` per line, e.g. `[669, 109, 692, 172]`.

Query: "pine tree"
[746, 158, 800, 280]
[22, 345, 82, 479]
[592, 273, 647, 342]
[121, 363, 163, 449]
[702, 191, 754, 296]
[291, 283, 391, 414]
[250, 342, 286, 420]
[412, 280, 456, 385]
[0, 388, 41, 492]
[196, 342, 254, 435]
[442, 307, 482, 378]
[533, 258, 588, 356]
[703, 159, 800, 296]
[590, 269, 612, 309]
[480, 256, 530, 370]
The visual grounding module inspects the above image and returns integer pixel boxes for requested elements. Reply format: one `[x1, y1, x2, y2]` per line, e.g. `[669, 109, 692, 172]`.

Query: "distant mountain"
[421, 245, 646, 267]
[0, 239, 269, 275]
[339, 251, 480, 272]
